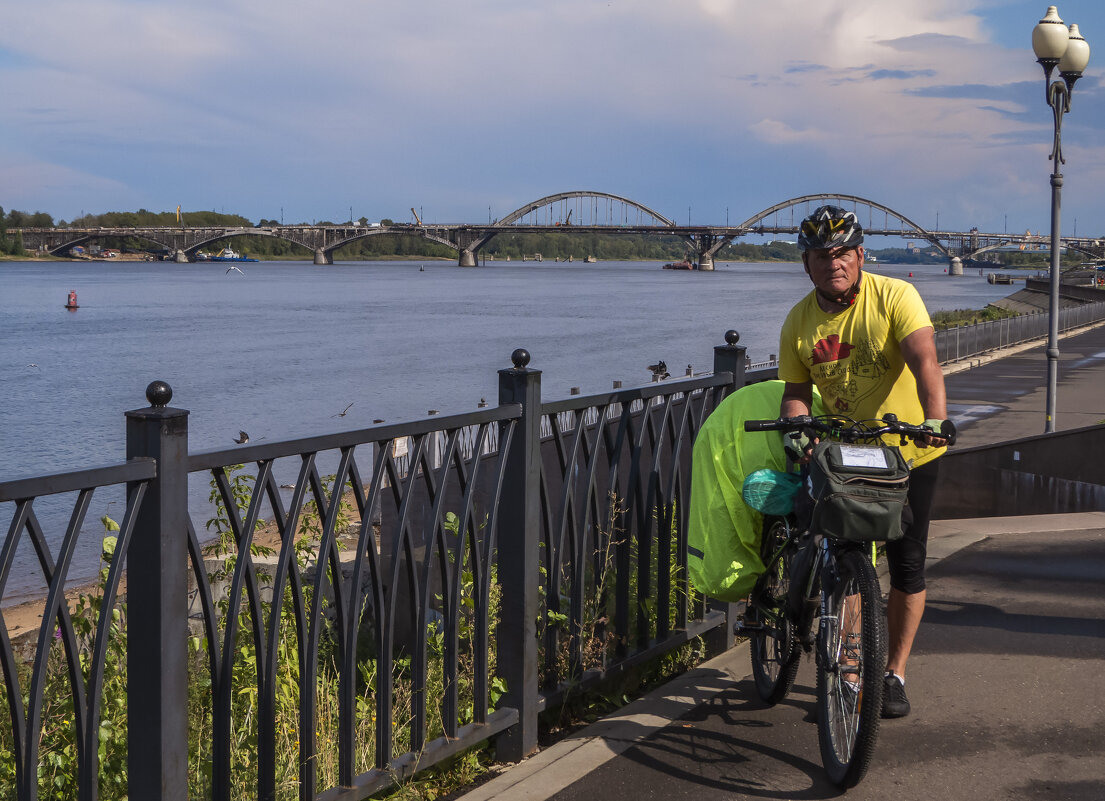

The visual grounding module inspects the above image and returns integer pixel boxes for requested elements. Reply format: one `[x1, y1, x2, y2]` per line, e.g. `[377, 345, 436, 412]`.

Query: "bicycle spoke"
[748, 519, 800, 705]
[817, 549, 886, 789]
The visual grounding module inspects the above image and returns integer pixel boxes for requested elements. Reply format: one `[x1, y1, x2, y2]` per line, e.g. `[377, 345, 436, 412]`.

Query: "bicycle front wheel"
[816, 548, 887, 789]
[749, 519, 800, 705]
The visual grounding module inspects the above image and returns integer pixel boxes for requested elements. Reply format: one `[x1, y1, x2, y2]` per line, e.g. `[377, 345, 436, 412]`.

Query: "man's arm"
[900, 326, 946, 419]
[901, 326, 948, 445]
[779, 381, 816, 461]
[780, 381, 814, 418]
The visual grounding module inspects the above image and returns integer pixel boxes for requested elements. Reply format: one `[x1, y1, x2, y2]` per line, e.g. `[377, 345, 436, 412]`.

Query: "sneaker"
[882, 673, 910, 718]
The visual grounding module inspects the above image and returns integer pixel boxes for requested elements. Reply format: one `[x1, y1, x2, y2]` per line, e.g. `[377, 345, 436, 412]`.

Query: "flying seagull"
[226, 265, 244, 275]
[331, 402, 355, 418]
[233, 430, 249, 444]
[27, 363, 38, 369]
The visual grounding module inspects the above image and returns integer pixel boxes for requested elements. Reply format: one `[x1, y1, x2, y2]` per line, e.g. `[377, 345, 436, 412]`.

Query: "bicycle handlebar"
[743, 414, 956, 446]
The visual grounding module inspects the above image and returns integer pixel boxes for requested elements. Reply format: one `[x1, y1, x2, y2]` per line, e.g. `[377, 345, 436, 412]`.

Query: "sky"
[2, 0, 1104, 238]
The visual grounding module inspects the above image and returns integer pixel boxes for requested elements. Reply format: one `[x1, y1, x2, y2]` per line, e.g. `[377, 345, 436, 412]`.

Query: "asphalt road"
[944, 322, 1105, 447]
[543, 525, 1105, 801]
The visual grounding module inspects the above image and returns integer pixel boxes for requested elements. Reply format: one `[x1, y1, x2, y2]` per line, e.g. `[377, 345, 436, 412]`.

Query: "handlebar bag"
[808, 440, 910, 542]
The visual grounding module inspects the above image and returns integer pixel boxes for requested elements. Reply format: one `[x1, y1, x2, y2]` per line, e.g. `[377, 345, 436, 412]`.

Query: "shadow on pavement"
[923, 598, 1105, 641]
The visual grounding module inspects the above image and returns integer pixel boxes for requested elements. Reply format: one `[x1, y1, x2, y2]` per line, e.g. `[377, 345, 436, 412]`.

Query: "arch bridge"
[13, 192, 1101, 270]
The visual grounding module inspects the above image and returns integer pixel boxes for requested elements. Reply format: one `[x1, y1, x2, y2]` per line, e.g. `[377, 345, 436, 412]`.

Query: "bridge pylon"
[682, 232, 733, 271]
[949, 256, 963, 276]
[314, 249, 332, 265]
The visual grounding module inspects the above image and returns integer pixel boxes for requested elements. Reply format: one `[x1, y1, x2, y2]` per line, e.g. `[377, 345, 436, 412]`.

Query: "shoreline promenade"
[459, 323, 1105, 801]
[943, 320, 1105, 447]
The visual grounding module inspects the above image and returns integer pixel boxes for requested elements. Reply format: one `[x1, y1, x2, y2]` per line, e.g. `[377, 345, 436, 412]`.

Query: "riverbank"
[0, 252, 153, 262]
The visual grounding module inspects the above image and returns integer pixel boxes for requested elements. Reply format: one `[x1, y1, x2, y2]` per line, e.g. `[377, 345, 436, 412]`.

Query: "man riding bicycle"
[777, 205, 953, 719]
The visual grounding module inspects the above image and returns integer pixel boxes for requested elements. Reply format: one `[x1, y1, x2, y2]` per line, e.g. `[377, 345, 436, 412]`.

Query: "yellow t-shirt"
[778, 271, 944, 468]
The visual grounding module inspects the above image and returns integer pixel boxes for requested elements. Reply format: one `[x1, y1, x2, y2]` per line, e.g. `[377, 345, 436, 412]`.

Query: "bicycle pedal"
[734, 620, 765, 635]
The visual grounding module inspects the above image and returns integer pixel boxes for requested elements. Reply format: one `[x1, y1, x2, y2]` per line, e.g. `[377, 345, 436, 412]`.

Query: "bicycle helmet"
[797, 205, 864, 252]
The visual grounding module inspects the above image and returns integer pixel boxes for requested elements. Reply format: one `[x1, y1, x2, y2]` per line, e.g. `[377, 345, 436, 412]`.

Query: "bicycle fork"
[815, 540, 840, 673]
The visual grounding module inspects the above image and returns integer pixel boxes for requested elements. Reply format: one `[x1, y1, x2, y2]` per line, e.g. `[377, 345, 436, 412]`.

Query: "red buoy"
[65, 290, 79, 310]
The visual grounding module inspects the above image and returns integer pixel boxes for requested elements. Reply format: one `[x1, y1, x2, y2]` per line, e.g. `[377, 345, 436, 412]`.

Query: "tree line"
[0, 207, 29, 255]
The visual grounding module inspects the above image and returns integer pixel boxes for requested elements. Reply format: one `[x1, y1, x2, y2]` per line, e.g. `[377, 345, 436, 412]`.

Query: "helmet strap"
[817, 278, 861, 310]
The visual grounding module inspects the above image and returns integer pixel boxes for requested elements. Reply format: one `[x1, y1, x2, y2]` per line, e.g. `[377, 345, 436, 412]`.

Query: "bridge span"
[13, 192, 1104, 272]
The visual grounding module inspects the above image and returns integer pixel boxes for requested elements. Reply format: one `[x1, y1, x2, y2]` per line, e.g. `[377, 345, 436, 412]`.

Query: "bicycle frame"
[745, 514, 872, 658]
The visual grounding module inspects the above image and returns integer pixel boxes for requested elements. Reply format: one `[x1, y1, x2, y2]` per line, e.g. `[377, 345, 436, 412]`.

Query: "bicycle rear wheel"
[816, 548, 887, 788]
[749, 519, 800, 705]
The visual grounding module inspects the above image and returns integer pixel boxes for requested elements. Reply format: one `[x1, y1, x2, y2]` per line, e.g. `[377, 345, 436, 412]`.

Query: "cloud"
[1, 0, 1103, 234]
[877, 32, 974, 51]
[785, 62, 829, 74]
[0, 157, 134, 213]
[748, 119, 823, 144]
[908, 81, 1028, 100]
[867, 68, 938, 80]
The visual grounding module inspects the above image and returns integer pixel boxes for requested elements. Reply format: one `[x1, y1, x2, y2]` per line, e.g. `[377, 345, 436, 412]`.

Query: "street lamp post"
[1031, 5, 1090, 433]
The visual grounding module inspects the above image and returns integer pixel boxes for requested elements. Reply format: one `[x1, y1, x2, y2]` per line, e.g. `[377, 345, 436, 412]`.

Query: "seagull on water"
[331, 402, 355, 418]
[233, 430, 249, 444]
[226, 265, 244, 275]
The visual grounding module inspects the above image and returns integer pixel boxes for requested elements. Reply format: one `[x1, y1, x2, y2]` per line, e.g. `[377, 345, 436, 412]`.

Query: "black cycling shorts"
[885, 458, 940, 595]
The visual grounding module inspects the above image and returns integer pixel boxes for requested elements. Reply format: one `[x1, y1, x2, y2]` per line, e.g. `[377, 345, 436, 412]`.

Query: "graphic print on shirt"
[809, 336, 890, 413]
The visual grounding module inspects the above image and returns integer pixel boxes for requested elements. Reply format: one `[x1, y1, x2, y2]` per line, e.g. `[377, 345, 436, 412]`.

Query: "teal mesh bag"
[741, 469, 801, 515]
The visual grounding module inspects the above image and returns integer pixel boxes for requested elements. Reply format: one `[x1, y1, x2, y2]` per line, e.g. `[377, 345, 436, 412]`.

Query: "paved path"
[461, 515, 1105, 801]
[459, 323, 1105, 801]
[943, 322, 1105, 447]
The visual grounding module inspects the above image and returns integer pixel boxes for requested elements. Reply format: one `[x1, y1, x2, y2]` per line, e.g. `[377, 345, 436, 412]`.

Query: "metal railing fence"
[0, 334, 750, 801]
[934, 300, 1105, 364]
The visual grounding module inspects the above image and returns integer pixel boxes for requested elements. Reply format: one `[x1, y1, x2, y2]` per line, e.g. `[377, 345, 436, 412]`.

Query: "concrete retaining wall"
[933, 424, 1105, 518]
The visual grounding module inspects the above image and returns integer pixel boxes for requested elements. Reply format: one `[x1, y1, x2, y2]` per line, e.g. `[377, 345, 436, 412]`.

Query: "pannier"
[807, 440, 910, 542]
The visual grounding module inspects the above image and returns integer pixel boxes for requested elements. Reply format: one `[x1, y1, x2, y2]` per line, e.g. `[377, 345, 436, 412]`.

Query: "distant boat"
[662, 260, 694, 270]
[208, 247, 257, 263]
[584, 255, 597, 263]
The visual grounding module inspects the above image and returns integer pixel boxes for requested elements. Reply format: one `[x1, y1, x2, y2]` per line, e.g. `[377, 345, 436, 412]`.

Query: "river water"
[1, 257, 1010, 600]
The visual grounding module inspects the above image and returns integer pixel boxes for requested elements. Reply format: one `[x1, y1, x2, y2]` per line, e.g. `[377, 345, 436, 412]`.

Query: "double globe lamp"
[1031, 6, 1090, 433]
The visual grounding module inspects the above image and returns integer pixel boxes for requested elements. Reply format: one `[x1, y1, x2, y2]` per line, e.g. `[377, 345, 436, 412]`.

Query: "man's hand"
[784, 430, 815, 463]
[920, 418, 956, 448]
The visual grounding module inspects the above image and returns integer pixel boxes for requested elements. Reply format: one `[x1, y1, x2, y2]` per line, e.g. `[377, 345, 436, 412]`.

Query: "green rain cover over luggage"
[687, 380, 823, 601]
